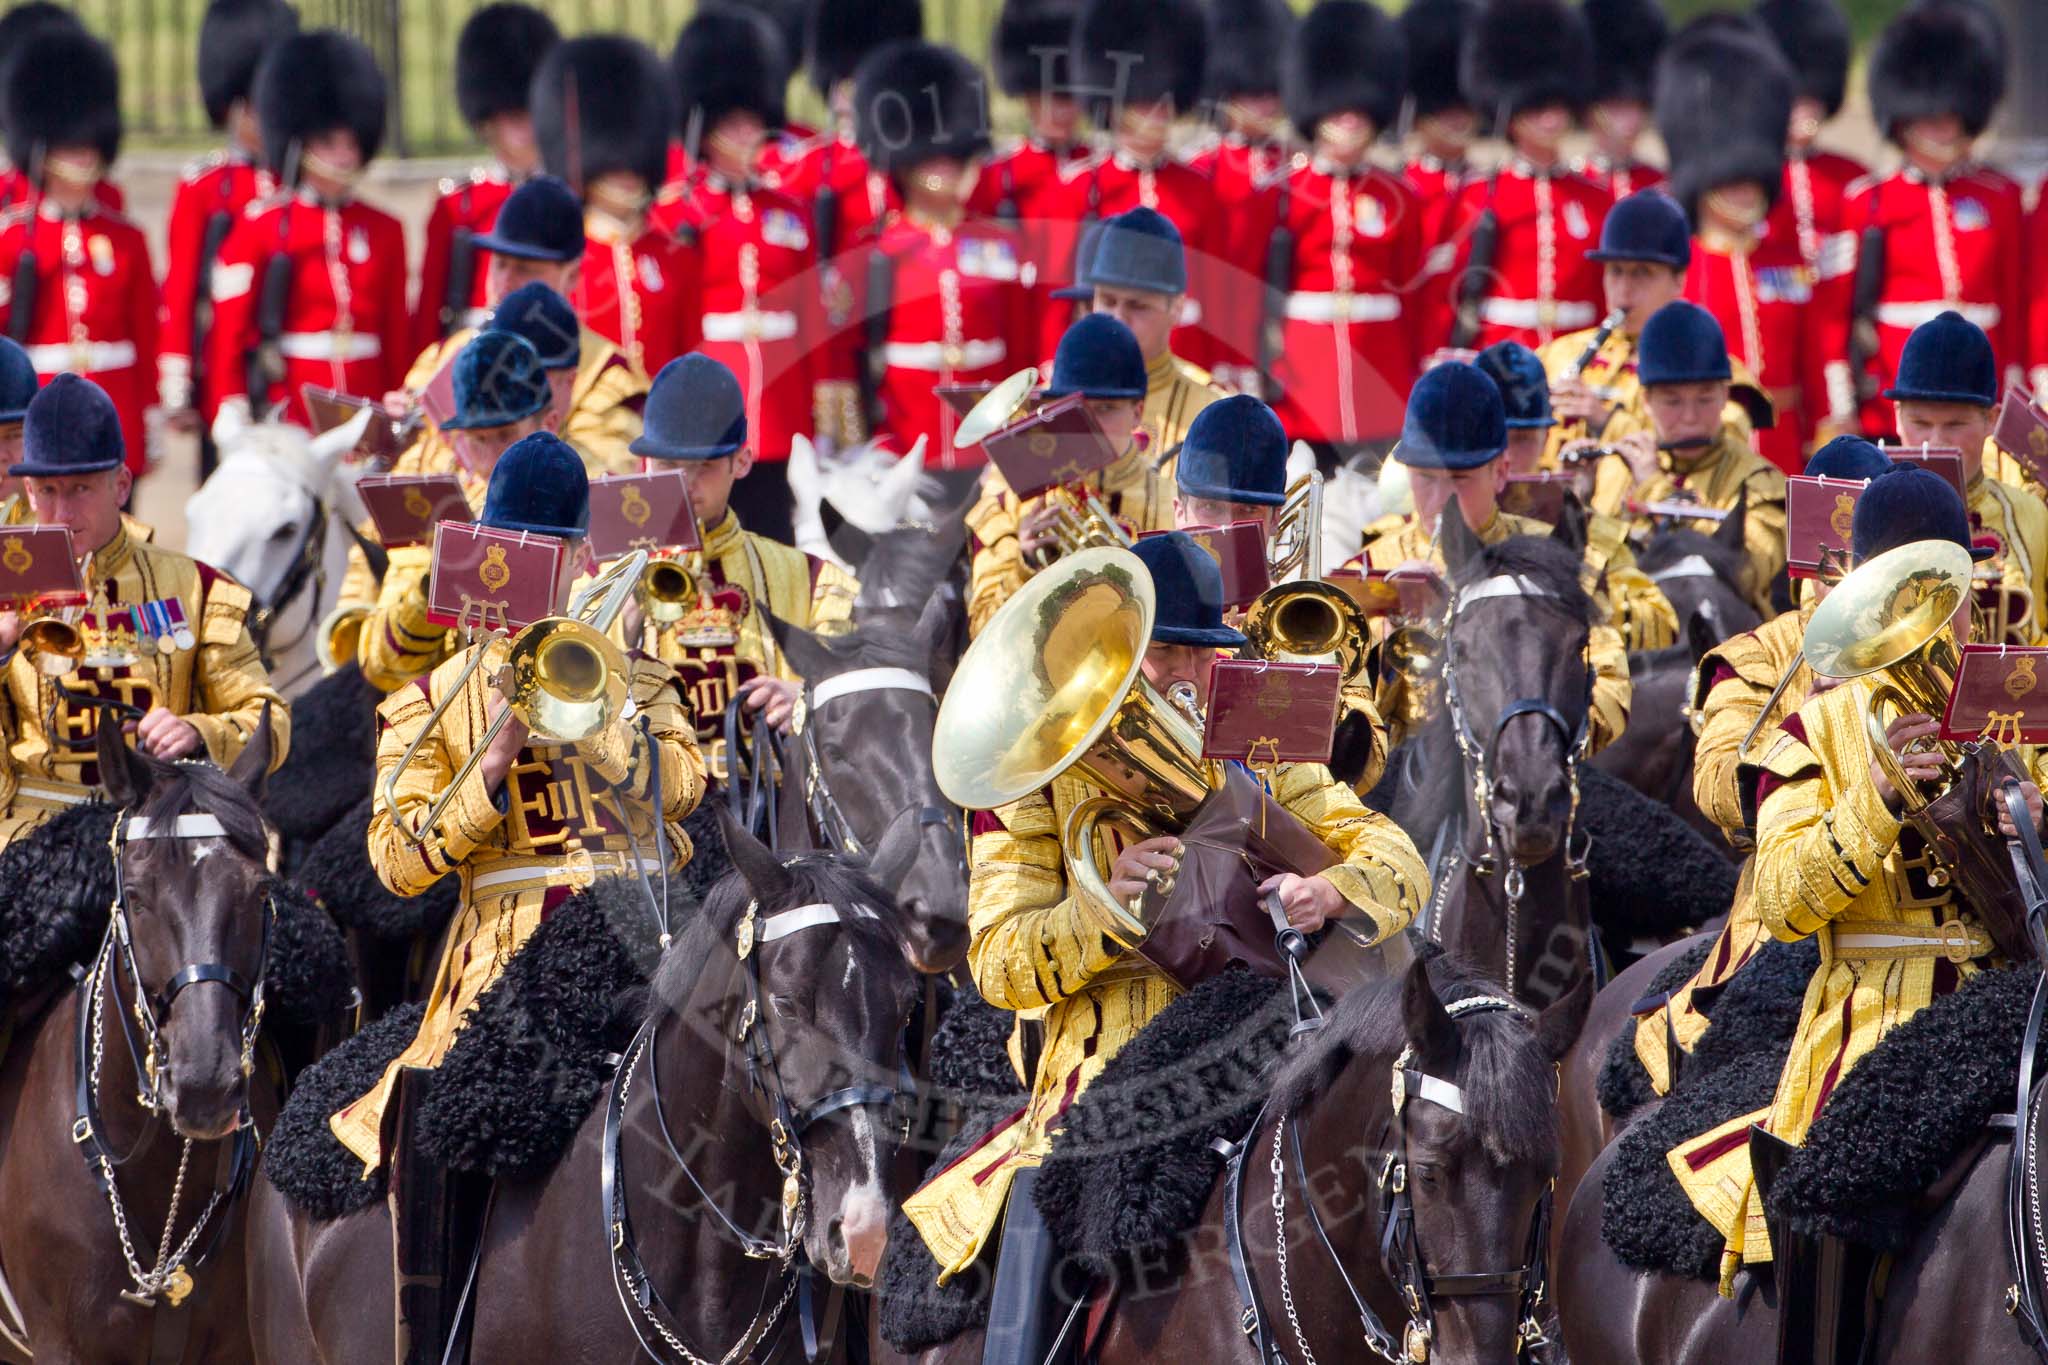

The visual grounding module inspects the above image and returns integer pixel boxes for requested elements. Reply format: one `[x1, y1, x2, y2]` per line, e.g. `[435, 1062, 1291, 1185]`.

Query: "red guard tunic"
[1190, 133, 1290, 388]
[0, 203, 159, 472]
[1837, 163, 2025, 435]
[158, 151, 273, 414]
[1569, 154, 1666, 200]
[0, 170, 123, 215]
[1425, 160, 1612, 353]
[650, 172, 830, 464]
[1772, 148, 1865, 431]
[967, 137, 1102, 367]
[411, 165, 515, 355]
[847, 213, 1036, 470]
[1684, 231, 1835, 474]
[764, 130, 897, 262]
[2025, 196, 2048, 404]
[1038, 151, 1233, 370]
[573, 210, 702, 380]
[1260, 157, 1423, 445]
[206, 192, 409, 428]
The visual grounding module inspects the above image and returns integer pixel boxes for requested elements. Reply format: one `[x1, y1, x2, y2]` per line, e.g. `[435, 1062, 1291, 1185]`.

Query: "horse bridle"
[1439, 574, 1595, 989]
[601, 896, 914, 1365]
[244, 476, 332, 676]
[1218, 976, 1553, 1365]
[72, 809, 268, 1312]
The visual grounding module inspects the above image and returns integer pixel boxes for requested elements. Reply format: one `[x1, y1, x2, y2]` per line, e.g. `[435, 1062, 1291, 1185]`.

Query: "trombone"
[379, 549, 646, 840]
[636, 554, 696, 625]
[1240, 471, 1368, 683]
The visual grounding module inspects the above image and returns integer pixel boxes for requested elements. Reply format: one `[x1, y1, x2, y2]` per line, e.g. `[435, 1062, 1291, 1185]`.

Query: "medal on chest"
[347, 227, 370, 264]
[638, 253, 666, 292]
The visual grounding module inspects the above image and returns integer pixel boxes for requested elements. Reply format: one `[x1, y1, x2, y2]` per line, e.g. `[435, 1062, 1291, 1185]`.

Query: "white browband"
[1455, 574, 1556, 611]
[1399, 1069, 1468, 1115]
[810, 667, 933, 708]
[758, 901, 880, 942]
[1648, 554, 1720, 584]
[123, 814, 229, 841]
[1391, 994, 1521, 1116]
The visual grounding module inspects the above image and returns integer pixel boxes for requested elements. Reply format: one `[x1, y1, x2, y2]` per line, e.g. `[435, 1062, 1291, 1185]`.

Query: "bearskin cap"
[807, 0, 923, 98]
[720, 0, 805, 82]
[1751, 0, 1850, 118]
[1400, 0, 1480, 120]
[673, 7, 787, 139]
[4, 26, 120, 174]
[532, 35, 676, 194]
[1284, 0, 1406, 141]
[455, 4, 559, 129]
[994, 0, 1078, 97]
[853, 40, 991, 176]
[1585, 0, 1668, 107]
[255, 30, 386, 176]
[1204, 0, 1294, 103]
[1656, 20, 1793, 223]
[1071, 0, 1208, 116]
[198, 1, 300, 130]
[1870, 2, 2006, 142]
[1461, 0, 1594, 121]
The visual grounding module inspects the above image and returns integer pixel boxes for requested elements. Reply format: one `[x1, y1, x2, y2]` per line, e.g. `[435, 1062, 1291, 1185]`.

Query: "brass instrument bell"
[637, 555, 696, 624]
[316, 603, 369, 671]
[1242, 471, 1369, 683]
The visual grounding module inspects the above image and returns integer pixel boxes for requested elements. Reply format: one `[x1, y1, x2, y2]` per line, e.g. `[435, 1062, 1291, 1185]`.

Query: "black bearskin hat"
[1870, 2, 2005, 143]
[1071, 0, 1208, 117]
[1284, 0, 1406, 141]
[0, 4, 82, 149]
[1585, 0, 1668, 107]
[1204, 0, 1294, 103]
[1656, 20, 1792, 223]
[4, 26, 120, 174]
[456, 4, 560, 130]
[1752, 0, 1850, 118]
[1400, 0, 1480, 120]
[1461, 0, 1594, 120]
[994, 0, 1079, 98]
[532, 35, 676, 194]
[807, 0, 923, 99]
[254, 30, 386, 176]
[853, 40, 991, 176]
[720, 0, 805, 83]
[672, 7, 787, 139]
[198, 0, 299, 130]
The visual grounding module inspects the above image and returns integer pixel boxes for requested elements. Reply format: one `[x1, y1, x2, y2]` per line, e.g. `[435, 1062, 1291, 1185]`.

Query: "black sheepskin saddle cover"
[0, 801, 354, 1025]
[1602, 951, 2033, 1278]
[294, 795, 458, 943]
[263, 663, 380, 867]
[876, 969, 1291, 1353]
[1576, 766, 1738, 941]
[265, 876, 661, 1218]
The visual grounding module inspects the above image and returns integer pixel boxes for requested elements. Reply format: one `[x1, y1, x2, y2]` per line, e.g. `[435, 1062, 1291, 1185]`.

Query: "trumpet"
[19, 548, 100, 677]
[1241, 471, 1368, 683]
[1028, 483, 1132, 563]
[379, 550, 645, 840]
[637, 554, 697, 625]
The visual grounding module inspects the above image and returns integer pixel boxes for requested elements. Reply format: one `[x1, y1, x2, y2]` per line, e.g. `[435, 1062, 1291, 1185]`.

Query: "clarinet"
[1569, 307, 1625, 380]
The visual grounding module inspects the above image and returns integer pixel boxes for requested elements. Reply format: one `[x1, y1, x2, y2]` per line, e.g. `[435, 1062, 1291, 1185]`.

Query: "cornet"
[636, 555, 697, 625]
[1240, 472, 1368, 683]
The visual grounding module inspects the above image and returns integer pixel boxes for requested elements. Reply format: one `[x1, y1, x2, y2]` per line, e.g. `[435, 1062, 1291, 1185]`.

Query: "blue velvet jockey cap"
[1882, 309, 1999, 407]
[1086, 207, 1188, 297]
[1851, 464, 1992, 563]
[1132, 531, 1250, 649]
[486, 281, 581, 371]
[0, 336, 37, 424]
[12, 373, 122, 477]
[478, 431, 590, 538]
[1049, 221, 1103, 302]
[1475, 341, 1553, 429]
[1637, 301, 1732, 388]
[1397, 361, 1506, 469]
[630, 352, 747, 461]
[1804, 435, 1892, 482]
[1044, 313, 1147, 400]
[472, 174, 586, 263]
[441, 331, 551, 431]
[1175, 395, 1289, 506]
[1584, 188, 1691, 269]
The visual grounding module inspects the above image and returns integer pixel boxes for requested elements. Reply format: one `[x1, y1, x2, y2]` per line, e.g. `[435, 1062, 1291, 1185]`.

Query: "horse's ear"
[822, 500, 875, 570]
[715, 805, 793, 905]
[1439, 499, 1482, 574]
[1685, 606, 1720, 664]
[1550, 493, 1588, 554]
[1533, 972, 1593, 1063]
[912, 589, 954, 658]
[227, 703, 275, 801]
[764, 612, 840, 684]
[881, 442, 927, 510]
[1401, 958, 1459, 1070]
[866, 806, 921, 895]
[1712, 487, 1748, 552]
[96, 712, 153, 810]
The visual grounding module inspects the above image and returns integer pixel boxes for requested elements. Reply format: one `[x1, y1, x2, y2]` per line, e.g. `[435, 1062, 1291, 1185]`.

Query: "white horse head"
[789, 433, 933, 568]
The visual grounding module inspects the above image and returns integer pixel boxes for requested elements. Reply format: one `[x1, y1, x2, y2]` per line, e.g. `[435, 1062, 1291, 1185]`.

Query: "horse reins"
[72, 810, 268, 1319]
[601, 896, 913, 1365]
[245, 476, 333, 683]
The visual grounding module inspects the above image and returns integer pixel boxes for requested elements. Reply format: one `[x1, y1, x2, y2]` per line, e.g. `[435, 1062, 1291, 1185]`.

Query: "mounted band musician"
[331, 430, 704, 1362]
[0, 373, 287, 844]
[1667, 462, 2048, 1357]
[908, 528, 1427, 1363]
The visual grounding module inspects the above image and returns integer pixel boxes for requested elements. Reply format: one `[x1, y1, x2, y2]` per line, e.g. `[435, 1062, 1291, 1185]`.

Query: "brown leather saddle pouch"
[1908, 744, 2038, 964]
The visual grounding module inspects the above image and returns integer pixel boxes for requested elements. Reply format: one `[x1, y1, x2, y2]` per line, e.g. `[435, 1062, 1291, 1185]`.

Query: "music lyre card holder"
[981, 394, 1120, 499]
[1942, 644, 2048, 746]
[358, 473, 472, 548]
[1201, 659, 1343, 765]
[425, 521, 564, 634]
[1994, 387, 2048, 487]
[587, 469, 700, 559]
[300, 385, 421, 463]
[1885, 443, 1966, 504]
[1785, 475, 1866, 580]
[1146, 521, 1269, 607]
[0, 525, 81, 608]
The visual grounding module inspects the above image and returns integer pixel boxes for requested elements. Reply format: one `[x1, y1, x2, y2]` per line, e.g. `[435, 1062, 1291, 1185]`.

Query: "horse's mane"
[646, 848, 914, 1020]
[1635, 523, 1744, 589]
[1268, 953, 1557, 1167]
[132, 756, 270, 863]
[1452, 532, 1597, 626]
